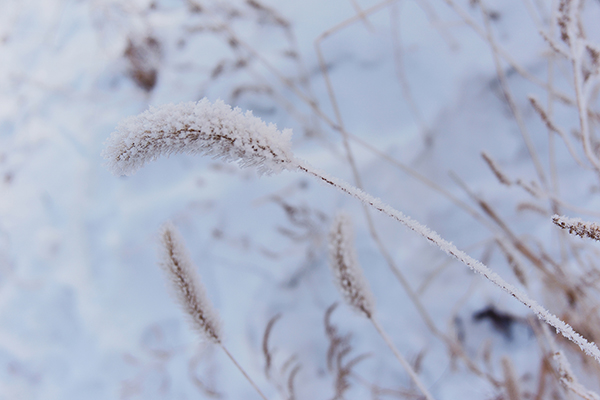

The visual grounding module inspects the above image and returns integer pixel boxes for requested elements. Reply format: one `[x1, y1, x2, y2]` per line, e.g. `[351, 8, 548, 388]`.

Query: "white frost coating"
[552, 214, 600, 241]
[102, 98, 297, 176]
[329, 213, 375, 318]
[296, 160, 600, 364]
[554, 351, 600, 400]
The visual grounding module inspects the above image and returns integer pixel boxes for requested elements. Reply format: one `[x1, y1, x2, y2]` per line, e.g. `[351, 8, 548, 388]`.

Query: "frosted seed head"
[102, 98, 297, 176]
[159, 221, 223, 344]
[328, 213, 375, 318]
[552, 214, 600, 241]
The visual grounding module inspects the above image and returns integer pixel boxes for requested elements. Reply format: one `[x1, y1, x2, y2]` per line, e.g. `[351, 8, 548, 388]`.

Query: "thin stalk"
[480, 0, 547, 188]
[220, 344, 270, 400]
[370, 317, 436, 400]
[295, 160, 600, 364]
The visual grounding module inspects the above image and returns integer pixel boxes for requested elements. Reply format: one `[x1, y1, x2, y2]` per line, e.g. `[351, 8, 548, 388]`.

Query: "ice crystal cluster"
[329, 213, 375, 318]
[159, 222, 223, 343]
[102, 98, 297, 176]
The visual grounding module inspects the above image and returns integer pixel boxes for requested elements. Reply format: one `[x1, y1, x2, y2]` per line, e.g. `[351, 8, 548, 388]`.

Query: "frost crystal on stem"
[552, 214, 600, 241]
[102, 98, 297, 176]
[159, 222, 222, 344]
[329, 213, 375, 318]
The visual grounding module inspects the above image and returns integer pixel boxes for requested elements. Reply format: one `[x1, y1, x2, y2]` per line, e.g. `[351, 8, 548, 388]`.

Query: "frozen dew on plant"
[103, 98, 600, 367]
[102, 98, 298, 176]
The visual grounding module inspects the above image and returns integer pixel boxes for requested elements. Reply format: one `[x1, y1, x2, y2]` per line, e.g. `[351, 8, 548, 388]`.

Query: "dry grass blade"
[263, 313, 282, 379]
[323, 303, 370, 400]
[189, 353, 223, 398]
[482, 152, 512, 186]
[333, 351, 370, 400]
[325, 303, 347, 372]
[495, 238, 528, 287]
[287, 363, 302, 400]
[501, 356, 521, 400]
[479, 0, 547, 187]
[553, 351, 600, 400]
[528, 95, 588, 169]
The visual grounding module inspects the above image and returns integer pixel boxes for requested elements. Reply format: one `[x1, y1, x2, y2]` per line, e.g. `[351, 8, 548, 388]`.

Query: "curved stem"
[295, 159, 600, 365]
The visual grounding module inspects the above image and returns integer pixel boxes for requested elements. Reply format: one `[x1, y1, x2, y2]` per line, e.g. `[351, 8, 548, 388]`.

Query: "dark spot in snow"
[473, 305, 517, 339]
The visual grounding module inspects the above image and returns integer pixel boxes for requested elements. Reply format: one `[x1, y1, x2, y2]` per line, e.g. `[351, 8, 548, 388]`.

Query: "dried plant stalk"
[554, 351, 600, 400]
[552, 215, 600, 241]
[328, 213, 436, 400]
[262, 313, 282, 379]
[528, 96, 587, 168]
[501, 357, 521, 400]
[159, 222, 269, 400]
[481, 152, 512, 186]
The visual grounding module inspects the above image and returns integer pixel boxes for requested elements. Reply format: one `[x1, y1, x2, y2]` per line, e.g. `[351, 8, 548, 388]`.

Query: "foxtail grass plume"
[329, 213, 375, 318]
[159, 222, 222, 343]
[329, 213, 436, 400]
[103, 98, 297, 176]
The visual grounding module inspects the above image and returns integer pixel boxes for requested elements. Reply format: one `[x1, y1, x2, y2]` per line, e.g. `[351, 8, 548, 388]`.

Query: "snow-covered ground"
[2, 0, 600, 398]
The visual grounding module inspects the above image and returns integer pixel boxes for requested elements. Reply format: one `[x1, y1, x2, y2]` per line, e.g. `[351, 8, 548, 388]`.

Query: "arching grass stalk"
[104, 98, 600, 365]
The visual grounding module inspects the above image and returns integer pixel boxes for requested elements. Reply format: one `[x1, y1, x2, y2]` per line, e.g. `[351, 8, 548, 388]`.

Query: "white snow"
[2, 0, 600, 399]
